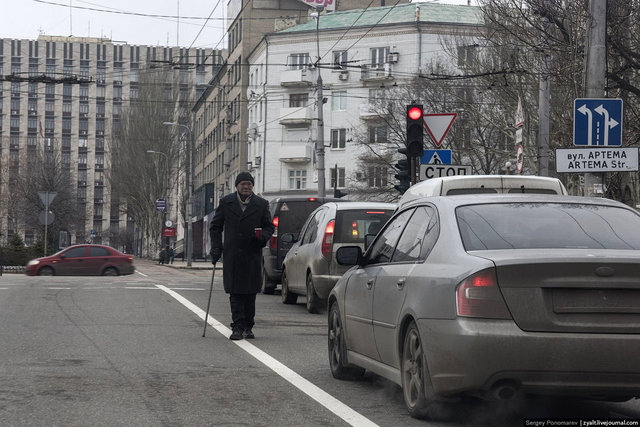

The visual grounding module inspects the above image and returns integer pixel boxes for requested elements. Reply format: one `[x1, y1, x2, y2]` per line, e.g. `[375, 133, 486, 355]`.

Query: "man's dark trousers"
[229, 293, 256, 331]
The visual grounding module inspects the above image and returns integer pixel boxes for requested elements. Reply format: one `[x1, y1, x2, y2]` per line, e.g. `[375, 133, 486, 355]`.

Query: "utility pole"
[584, 0, 607, 196]
[312, 9, 326, 197]
[537, 4, 551, 177]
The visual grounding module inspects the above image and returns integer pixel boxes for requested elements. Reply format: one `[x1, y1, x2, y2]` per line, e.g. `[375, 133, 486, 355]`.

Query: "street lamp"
[163, 121, 194, 267]
[146, 150, 170, 246]
[311, 8, 326, 197]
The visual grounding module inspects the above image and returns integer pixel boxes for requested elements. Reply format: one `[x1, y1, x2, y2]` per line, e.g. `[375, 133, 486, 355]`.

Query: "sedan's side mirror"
[280, 233, 295, 243]
[336, 246, 362, 266]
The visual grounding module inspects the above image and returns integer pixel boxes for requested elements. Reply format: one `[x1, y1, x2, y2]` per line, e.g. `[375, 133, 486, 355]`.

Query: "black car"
[261, 196, 346, 294]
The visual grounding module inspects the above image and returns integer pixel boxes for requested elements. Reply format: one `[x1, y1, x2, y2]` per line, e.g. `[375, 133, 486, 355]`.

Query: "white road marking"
[124, 287, 160, 290]
[156, 284, 379, 427]
[46, 287, 72, 290]
[135, 270, 148, 277]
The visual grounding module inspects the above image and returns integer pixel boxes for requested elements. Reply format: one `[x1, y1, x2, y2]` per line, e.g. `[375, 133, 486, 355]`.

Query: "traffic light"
[394, 147, 411, 194]
[406, 104, 424, 156]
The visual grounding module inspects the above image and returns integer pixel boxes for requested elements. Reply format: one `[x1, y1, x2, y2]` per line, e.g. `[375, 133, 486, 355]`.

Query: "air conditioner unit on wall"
[388, 52, 399, 63]
[338, 71, 349, 81]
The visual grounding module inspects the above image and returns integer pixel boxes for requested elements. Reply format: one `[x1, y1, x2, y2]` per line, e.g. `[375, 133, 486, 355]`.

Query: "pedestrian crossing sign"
[420, 149, 452, 165]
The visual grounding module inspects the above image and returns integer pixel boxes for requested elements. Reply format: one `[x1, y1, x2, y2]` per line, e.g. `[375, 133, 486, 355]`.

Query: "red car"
[25, 244, 135, 276]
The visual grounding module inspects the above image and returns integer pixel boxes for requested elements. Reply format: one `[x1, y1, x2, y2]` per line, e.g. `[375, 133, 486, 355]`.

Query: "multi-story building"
[0, 36, 218, 249]
[247, 2, 482, 199]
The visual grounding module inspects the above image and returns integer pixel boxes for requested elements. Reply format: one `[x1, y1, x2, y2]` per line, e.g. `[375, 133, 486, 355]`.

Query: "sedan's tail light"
[456, 268, 511, 319]
[270, 216, 279, 249]
[321, 220, 335, 261]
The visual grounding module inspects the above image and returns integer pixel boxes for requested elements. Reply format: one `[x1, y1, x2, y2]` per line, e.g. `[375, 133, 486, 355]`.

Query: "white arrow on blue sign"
[574, 98, 623, 146]
[420, 149, 452, 165]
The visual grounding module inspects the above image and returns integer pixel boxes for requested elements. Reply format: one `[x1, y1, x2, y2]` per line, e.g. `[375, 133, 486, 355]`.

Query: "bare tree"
[108, 66, 182, 256]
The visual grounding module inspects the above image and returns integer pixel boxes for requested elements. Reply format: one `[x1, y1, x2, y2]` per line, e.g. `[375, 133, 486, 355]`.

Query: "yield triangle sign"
[423, 113, 457, 147]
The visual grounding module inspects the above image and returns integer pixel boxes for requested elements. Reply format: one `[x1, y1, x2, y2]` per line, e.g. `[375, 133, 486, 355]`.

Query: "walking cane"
[202, 263, 216, 337]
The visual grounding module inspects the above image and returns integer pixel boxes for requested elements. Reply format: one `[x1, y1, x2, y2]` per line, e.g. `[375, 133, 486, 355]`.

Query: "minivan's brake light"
[321, 220, 335, 260]
[270, 216, 279, 249]
[456, 268, 511, 319]
[366, 211, 386, 214]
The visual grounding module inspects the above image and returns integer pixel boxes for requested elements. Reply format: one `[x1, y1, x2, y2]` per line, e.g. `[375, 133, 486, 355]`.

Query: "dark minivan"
[262, 196, 346, 294]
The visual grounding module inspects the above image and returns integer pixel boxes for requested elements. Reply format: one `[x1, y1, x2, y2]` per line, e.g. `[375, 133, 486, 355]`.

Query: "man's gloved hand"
[210, 248, 221, 264]
[251, 235, 267, 248]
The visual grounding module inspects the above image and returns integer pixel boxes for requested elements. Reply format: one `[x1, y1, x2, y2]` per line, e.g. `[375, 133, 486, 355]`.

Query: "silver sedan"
[328, 194, 640, 419]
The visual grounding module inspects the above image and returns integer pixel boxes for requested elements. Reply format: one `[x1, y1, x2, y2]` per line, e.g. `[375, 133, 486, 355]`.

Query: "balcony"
[280, 68, 313, 87]
[279, 106, 313, 126]
[360, 63, 393, 81]
[279, 144, 312, 163]
[359, 103, 389, 120]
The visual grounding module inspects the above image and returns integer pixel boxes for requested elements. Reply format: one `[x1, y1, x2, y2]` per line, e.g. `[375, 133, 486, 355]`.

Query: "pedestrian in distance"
[166, 245, 174, 264]
[159, 247, 166, 265]
[209, 171, 274, 340]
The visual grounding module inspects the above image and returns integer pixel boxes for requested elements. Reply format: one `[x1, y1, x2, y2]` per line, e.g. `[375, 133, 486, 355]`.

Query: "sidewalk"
[157, 258, 222, 271]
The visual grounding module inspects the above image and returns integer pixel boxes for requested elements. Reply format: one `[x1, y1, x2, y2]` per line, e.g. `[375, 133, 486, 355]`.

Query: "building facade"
[0, 36, 218, 249]
[247, 2, 482, 199]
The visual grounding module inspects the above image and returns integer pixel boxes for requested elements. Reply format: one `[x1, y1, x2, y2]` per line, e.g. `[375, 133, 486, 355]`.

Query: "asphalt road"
[1, 259, 639, 426]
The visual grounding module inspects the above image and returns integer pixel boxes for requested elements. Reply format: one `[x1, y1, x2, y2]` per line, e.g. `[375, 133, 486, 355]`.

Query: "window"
[288, 53, 310, 69]
[333, 51, 347, 69]
[330, 167, 345, 188]
[392, 206, 438, 263]
[289, 93, 309, 108]
[368, 166, 388, 187]
[289, 169, 307, 190]
[62, 102, 71, 113]
[332, 91, 347, 111]
[368, 126, 388, 143]
[367, 209, 413, 265]
[457, 45, 477, 68]
[331, 129, 346, 149]
[63, 84, 72, 97]
[301, 209, 324, 245]
[370, 47, 390, 68]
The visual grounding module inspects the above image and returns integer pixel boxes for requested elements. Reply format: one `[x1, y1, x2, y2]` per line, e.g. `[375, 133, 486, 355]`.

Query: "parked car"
[329, 194, 640, 419]
[398, 174, 567, 209]
[281, 202, 395, 313]
[261, 196, 346, 294]
[25, 244, 135, 276]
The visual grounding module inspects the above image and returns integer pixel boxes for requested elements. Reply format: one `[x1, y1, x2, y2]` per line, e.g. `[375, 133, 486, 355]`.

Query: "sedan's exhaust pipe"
[489, 380, 520, 401]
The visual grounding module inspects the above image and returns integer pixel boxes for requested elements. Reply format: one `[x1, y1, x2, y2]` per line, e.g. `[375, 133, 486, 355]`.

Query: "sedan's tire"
[306, 274, 324, 314]
[261, 268, 276, 295]
[38, 266, 55, 276]
[102, 267, 119, 276]
[402, 321, 435, 419]
[328, 302, 365, 380]
[281, 271, 298, 304]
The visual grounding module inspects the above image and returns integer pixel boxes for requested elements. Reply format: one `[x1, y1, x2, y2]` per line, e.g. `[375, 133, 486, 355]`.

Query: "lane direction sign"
[574, 98, 623, 146]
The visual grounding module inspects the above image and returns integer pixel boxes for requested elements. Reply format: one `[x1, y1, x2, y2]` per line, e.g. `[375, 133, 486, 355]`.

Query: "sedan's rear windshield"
[335, 209, 394, 244]
[457, 202, 640, 250]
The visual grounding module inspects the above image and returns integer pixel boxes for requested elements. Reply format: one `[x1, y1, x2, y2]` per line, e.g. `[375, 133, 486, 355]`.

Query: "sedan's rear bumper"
[313, 274, 342, 299]
[419, 318, 640, 398]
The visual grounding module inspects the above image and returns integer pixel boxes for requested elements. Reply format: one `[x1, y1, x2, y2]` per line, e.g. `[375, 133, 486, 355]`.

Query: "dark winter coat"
[209, 192, 274, 294]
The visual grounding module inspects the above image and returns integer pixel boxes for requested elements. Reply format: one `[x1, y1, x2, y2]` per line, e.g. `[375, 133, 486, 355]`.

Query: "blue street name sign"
[574, 98, 623, 146]
[155, 198, 167, 212]
[420, 149, 452, 165]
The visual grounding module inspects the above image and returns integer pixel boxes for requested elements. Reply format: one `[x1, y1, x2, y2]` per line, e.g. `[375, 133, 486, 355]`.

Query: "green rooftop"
[279, 2, 483, 33]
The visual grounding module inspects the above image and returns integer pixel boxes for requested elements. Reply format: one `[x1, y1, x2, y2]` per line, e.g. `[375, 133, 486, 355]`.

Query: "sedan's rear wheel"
[402, 321, 433, 419]
[281, 271, 298, 304]
[306, 274, 324, 314]
[328, 302, 365, 380]
[102, 267, 119, 276]
[38, 266, 54, 276]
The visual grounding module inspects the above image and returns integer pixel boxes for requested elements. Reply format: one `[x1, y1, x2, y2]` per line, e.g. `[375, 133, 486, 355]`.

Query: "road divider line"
[156, 284, 379, 427]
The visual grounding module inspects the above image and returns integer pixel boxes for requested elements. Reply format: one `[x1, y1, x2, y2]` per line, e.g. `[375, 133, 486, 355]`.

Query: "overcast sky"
[0, 0, 475, 48]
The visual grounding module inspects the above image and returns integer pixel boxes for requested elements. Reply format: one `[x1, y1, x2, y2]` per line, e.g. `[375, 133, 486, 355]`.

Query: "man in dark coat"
[209, 172, 274, 340]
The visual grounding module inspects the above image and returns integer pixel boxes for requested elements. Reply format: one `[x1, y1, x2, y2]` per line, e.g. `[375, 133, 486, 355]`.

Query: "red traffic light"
[408, 106, 423, 120]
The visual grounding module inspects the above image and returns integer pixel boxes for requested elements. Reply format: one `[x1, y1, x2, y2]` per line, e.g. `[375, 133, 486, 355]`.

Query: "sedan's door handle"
[396, 278, 406, 290]
[366, 279, 374, 290]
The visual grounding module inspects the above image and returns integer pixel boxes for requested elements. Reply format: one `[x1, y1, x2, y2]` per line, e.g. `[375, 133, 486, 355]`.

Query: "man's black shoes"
[244, 329, 255, 339]
[229, 328, 244, 340]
